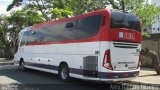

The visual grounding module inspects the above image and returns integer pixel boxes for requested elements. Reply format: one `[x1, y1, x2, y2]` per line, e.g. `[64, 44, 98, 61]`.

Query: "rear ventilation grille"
[83, 56, 98, 77]
[113, 42, 138, 48]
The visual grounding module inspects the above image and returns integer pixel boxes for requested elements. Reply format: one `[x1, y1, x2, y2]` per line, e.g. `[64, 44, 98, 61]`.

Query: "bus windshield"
[110, 11, 141, 32]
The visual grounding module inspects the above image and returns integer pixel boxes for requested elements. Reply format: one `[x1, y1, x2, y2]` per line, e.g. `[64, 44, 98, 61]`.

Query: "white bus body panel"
[110, 42, 141, 71]
[14, 40, 140, 82]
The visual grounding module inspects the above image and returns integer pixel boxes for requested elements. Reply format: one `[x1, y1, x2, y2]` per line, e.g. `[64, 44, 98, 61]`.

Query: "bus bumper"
[99, 70, 140, 82]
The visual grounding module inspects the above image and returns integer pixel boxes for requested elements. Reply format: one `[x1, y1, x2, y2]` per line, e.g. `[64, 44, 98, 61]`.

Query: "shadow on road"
[0, 66, 147, 90]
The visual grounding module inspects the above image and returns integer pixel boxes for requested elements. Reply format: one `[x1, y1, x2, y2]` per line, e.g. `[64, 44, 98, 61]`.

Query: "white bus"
[14, 9, 142, 82]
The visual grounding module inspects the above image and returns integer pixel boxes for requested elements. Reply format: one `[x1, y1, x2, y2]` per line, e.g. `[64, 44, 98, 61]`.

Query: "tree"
[68, 0, 108, 15]
[7, 0, 74, 21]
[0, 15, 13, 59]
[0, 9, 44, 59]
[7, 0, 160, 30]
[7, 9, 44, 38]
[7, 0, 108, 20]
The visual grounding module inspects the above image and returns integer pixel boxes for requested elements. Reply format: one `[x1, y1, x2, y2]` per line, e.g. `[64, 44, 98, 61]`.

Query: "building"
[151, 0, 160, 34]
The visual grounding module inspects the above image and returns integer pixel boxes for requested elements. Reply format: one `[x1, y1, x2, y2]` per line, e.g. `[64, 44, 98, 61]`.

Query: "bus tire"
[20, 59, 26, 71]
[59, 64, 70, 82]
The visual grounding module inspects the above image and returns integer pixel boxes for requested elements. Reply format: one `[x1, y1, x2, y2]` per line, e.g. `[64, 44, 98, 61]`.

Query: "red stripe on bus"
[24, 30, 141, 46]
[108, 28, 142, 43]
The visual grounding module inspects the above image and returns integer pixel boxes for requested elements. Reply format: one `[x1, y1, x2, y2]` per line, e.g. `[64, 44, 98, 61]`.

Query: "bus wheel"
[59, 64, 70, 82]
[20, 60, 26, 71]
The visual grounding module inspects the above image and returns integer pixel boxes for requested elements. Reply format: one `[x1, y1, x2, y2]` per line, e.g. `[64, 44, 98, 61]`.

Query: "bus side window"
[66, 22, 73, 28]
[20, 32, 28, 46]
[60, 22, 77, 40]
[20, 31, 35, 45]
[33, 30, 44, 42]
[76, 14, 102, 40]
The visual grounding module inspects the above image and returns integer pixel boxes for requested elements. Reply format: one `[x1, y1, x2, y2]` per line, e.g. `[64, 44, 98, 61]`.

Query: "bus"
[14, 9, 142, 82]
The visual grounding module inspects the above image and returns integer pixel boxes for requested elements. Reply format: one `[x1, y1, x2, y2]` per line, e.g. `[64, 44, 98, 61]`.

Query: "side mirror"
[66, 22, 73, 28]
[32, 31, 36, 34]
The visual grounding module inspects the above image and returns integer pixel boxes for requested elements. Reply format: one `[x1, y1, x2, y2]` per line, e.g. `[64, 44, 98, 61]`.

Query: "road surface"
[0, 65, 159, 90]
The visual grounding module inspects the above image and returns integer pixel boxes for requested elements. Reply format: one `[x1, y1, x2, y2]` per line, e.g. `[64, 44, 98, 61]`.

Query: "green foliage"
[50, 8, 73, 19]
[0, 15, 13, 58]
[6, 9, 44, 39]
[6, 0, 108, 20]
[0, 15, 10, 44]
[0, 9, 44, 58]
[9, 10, 44, 26]
[142, 32, 151, 38]
[15, 0, 75, 21]
[68, 0, 108, 15]
[132, 4, 160, 29]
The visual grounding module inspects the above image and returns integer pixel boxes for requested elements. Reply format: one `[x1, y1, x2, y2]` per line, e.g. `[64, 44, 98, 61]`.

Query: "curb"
[125, 80, 160, 87]
[0, 62, 14, 65]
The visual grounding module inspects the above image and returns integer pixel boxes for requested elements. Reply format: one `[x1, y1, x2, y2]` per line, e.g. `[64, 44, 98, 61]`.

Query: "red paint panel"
[108, 28, 142, 43]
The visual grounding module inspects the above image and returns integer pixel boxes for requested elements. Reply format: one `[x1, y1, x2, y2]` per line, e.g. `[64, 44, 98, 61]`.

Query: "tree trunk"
[121, 0, 125, 11]
[5, 46, 13, 59]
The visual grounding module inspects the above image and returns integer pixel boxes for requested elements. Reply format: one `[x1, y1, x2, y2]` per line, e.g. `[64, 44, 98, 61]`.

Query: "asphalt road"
[0, 65, 159, 90]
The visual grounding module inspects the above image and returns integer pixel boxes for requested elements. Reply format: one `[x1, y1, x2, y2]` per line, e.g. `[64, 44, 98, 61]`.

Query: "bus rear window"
[110, 11, 141, 32]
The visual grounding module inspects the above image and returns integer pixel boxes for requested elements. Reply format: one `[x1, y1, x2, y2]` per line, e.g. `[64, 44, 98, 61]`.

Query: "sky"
[0, 0, 22, 15]
[0, 0, 12, 15]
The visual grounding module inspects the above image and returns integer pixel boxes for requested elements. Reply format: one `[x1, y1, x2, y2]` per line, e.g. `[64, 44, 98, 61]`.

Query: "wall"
[142, 39, 160, 67]
[0, 47, 6, 58]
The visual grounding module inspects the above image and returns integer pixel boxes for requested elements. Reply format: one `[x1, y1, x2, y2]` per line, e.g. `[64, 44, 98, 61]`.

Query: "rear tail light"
[103, 50, 113, 70]
[137, 52, 141, 69]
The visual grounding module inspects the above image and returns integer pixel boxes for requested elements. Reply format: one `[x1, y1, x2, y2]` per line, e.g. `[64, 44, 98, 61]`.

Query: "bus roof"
[31, 9, 110, 30]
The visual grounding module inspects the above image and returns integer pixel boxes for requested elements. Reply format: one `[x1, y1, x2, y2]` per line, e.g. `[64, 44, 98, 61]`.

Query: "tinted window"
[60, 21, 77, 41]
[23, 14, 102, 44]
[77, 15, 102, 39]
[39, 24, 62, 42]
[111, 11, 141, 32]
[20, 31, 30, 46]
[20, 31, 38, 45]
[29, 21, 77, 42]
